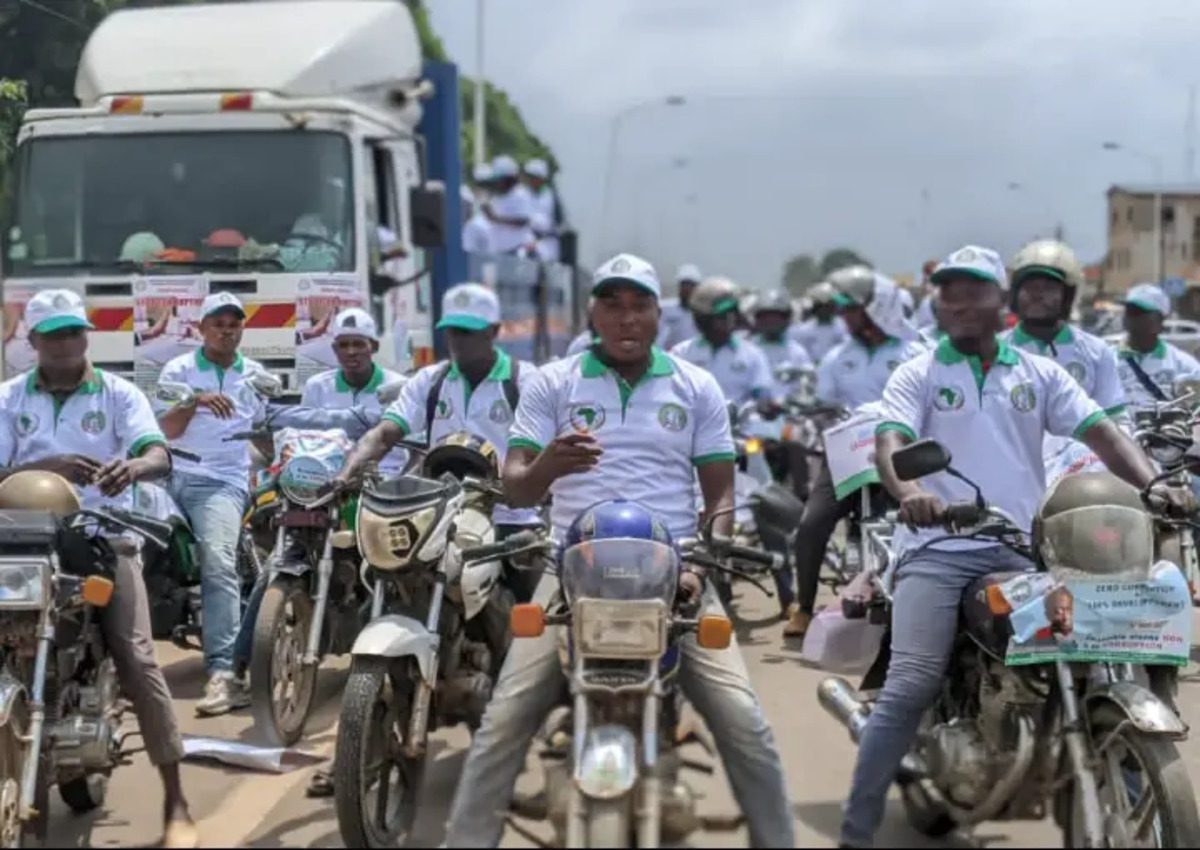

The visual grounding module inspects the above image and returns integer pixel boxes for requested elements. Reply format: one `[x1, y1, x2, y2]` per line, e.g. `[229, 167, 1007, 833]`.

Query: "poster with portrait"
[294, 275, 365, 387]
[2, 280, 86, 379]
[132, 276, 208, 392]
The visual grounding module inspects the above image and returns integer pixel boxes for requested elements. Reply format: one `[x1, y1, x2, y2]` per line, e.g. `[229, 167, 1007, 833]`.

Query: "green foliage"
[782, 248, 873, 297]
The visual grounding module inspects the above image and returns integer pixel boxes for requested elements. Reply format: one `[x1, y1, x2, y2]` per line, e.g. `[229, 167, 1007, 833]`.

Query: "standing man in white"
[657, 263, 703, 350]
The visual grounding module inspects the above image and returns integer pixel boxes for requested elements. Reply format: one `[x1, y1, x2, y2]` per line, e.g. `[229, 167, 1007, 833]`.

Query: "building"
[1105, 184, 1200, 292]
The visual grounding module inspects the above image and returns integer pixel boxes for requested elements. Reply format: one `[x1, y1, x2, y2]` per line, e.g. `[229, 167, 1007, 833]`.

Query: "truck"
[1, 0, 445, 393]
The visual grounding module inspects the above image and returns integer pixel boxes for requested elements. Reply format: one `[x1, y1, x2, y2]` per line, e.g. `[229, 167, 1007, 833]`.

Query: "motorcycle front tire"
[250, 579, 318, 747]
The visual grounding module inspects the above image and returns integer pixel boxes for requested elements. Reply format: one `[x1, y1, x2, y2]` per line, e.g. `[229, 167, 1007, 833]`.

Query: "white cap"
[523, 158, 549, 179]
[592, 253, 661, 299]
[930, 245, 1009, 290]
[491, 155, 519, 179]
[677, 263, 702, 283]
[1123, 282, 1171, 316]
[25, 289, 93, 335]
[331, 307, 379, 342]
[472, 163, 494, 183]
[438, 283, 501, 331]
[200, 291, 246, 320]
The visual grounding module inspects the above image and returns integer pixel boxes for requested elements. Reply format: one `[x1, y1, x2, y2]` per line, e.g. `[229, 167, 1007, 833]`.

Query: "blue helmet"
[564, 499, 675, 551]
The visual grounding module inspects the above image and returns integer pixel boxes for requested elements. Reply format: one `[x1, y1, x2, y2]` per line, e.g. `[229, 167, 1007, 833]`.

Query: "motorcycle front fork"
[301, 520, 336, 667]
[19, 606, 52, 821]
[403, 572, 446, 760]
[1056, 661, 1106, 848]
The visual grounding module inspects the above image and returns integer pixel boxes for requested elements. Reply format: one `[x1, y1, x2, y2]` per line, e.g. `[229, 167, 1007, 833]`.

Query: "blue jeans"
[170, 471, 248, 675]
[840, 545, 1033, 847]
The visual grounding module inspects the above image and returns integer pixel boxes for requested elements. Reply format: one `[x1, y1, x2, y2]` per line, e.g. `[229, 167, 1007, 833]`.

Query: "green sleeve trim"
[1104, 404, 1127, 417]
[693, 451, 737, 467]
[1073, 409, 1109, 439]
[875, 421, 917, 441]
[128, 434, 167, 459]
[508, 437, 545, 454]
[382, 413, 411, 436]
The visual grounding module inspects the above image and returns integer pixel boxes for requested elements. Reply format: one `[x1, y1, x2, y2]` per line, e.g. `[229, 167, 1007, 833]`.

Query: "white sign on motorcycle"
[822, 411, 883, 500]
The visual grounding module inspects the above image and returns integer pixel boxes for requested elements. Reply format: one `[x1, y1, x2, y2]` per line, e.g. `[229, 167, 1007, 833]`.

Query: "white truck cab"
[1, 0, 443, 393]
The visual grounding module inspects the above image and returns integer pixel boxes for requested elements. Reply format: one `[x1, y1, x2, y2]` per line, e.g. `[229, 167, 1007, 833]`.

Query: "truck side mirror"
[410, 181, 445, 248]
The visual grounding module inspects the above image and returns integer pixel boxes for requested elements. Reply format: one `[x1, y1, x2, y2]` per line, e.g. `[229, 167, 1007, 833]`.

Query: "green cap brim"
[930, 267, 1001, 286]
[32, 315, 93, 334]
[711, 297, 739, 315]
[831, 293, 857, 307]
[1124, 298, 1164, 315]
[1012, 265, 1066, 284]
[592, 277, 658, 298]
[437, 314, 494, 331]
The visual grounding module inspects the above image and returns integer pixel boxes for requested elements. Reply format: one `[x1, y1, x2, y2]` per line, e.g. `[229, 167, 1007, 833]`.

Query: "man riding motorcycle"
[791, 281, 847, 363]
[0, 289, 196, 847]
[443, 253, 794, 847]
[1116, 282, 1200, 409]
[670, 276, 776, 406]
[839, 245, 1181, 848]
[657, 262, 702, 351]
[786, 267, 928, 637]
[750, 288, 814, 392]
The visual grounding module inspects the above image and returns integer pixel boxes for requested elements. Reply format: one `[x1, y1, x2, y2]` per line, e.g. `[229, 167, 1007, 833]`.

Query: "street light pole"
[1103, 141, 1165, 282]
[473, 0, 486, 169]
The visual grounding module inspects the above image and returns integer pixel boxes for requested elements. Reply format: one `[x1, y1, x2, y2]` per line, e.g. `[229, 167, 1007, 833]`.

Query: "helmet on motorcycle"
[564, 499, 675, 550]
[827, 265, 876, 308]
[1009, 239, 1084, 318]
[1032, 472, 1154, 578]
[750, 289, 794, 318]
[689, 277, 742, 317]
[0, 471, 81, 518]
[422, 432, 500, 482]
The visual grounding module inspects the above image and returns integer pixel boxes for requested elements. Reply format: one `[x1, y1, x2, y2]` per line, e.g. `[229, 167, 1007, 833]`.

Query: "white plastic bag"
[801, 607, 885, 673]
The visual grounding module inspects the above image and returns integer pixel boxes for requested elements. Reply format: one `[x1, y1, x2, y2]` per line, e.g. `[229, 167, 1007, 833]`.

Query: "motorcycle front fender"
[0, 674, 27, 728]
[1085, 680, 1187, 737]
[350, 615, 438, 684]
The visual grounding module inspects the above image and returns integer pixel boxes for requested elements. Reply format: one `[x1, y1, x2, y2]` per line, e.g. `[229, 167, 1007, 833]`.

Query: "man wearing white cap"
[1117, 282, 1200, 409]
[483, 154, 535, 255]
[0, 289, 197, 846]
[656, 262, 702, 350]
[522, 158, 562, 262]
[445, 254, 794, 847]
[156, 291, 269, 716]
[461, 184, 493, 255]
[840, 245, 1173, 848]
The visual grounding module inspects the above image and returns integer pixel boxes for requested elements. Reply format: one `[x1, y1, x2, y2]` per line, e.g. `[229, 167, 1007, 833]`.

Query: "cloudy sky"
[430, 0, 1200, 288]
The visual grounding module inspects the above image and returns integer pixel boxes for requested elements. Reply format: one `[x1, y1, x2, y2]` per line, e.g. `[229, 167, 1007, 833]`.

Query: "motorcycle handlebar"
[707, 535, 784, 571]
[461, 529, 544, 562]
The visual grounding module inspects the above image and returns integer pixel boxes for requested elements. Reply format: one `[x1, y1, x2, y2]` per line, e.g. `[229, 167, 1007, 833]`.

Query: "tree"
[781, 254, 822, 297]
[819, 248, 872, 277]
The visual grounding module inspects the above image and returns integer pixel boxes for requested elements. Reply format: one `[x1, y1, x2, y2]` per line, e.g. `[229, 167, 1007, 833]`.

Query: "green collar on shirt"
[698, 335, 739, 352]
[580, 347, 674, 416]
[335, 363, 386, 394]
[1120, 338, 1168, 360]
[447, 348, 512, 383]
[853, 335, 900, 360]
[26, 364, 102, 396]
[196, 349, 245, 373]
[1012, 322, 1074, 351]
[935, 335, 1020, 395]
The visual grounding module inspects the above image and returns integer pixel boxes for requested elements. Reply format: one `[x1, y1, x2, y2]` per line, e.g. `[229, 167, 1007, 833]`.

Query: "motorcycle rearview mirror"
[154, 381, 195, 408]
[247, 370, 284, 400]
[892, 438, 985, 507]
[377, 378, 406, 406]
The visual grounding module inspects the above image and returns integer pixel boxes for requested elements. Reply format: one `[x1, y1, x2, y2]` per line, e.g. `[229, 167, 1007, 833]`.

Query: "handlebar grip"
[461, 529, 542, 561]
[712, 536, 783, 570]
[944, 502, 984, 528]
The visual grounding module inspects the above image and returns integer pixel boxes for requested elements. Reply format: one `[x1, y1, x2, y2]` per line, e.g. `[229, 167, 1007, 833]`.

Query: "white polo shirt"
[791, 317, 847, 363]
[670, 334, 775, 405]
[0, 367, 167, 510]
[1003, 323, 1126, 414]
[156, 350, 269, 486]
[754, 334, 813, 394]
[509, 348, 736, 541]
[1116, 338, 1200, 410]
[530, 186, 560, 262]
[877, 336, 1105, 554]
[816, 336, 928, 412]
[487, 185, 534, 254]
[383, 349, 538, 526]
[302, 364, 408, 476]
[656, 299, 697, 351]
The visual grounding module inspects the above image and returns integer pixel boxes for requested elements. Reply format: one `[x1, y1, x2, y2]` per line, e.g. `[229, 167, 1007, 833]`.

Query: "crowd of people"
[0, 229, 1196, 847]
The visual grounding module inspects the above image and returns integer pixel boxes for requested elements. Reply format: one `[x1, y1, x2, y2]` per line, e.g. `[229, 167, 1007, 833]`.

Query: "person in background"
[1116, 282, 1200, 409]
[657, 263, 702, 350]
[156, 292, 269, 717]
[523, 158, 562, 262]
[462, 184, 492, 256]
[565, 305, 597, 356]
[483, 155, 534, 255]
[750, 289, 814, 392]
[791, 281, 847, 363]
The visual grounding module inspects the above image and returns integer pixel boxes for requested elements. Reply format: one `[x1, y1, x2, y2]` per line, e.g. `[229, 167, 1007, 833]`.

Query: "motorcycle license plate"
[277, 510, 331, 529]
[574, 598, 667, 660]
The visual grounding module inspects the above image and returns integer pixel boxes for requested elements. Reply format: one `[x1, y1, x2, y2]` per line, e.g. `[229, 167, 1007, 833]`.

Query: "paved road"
[47, 585, 1200, 848]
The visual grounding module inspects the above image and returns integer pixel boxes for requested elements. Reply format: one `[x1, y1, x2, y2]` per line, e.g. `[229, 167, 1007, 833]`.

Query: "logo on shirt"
[436, 397, 454, 419]
[15, 412, 38, 437]
[568, 402, 606, 433]
[1065, 361, 1088, 385]
[80, 411, 107, 434]
[488, 399, 511, 424]
[933, 385, 966, 411]
[1010, 382, 1038, 413]
[658, 403, 688, 432]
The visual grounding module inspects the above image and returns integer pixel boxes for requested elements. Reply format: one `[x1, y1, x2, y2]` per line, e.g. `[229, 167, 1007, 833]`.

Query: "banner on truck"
[2, 280, 86, 379]
[998, 565, 1192, 667]
[294, 275, 364, 387]
[132, 276, 209, 392]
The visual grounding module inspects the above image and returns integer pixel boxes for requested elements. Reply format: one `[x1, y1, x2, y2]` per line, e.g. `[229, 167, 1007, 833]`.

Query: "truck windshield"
[5, 131, 355, 276]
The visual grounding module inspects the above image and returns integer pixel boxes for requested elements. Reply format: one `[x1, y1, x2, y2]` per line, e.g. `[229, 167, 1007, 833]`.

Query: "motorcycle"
[0, 485, 169, 847]
[333, 442, 514, 847]
[819, 439, 1200, 848]
[497, 515, 781, 847]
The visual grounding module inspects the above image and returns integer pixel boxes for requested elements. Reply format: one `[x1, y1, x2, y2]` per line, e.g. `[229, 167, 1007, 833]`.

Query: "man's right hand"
[196, 392, 236, 419]
[536, 432, 602, 481]
[35, 454, 102, 487]
[897, 490, 946, 529]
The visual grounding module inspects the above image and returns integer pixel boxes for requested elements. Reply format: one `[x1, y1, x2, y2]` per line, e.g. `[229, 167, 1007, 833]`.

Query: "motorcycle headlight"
[278, 455, 335, 507]
[357, 506, 438, 571]
[0, 559, 50, 609]
[573, 598, 667, 659]
[575, 725, 638, 800]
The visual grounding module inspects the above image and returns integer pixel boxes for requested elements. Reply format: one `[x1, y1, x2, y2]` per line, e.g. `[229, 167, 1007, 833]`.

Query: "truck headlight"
[0, 560, 49, 609]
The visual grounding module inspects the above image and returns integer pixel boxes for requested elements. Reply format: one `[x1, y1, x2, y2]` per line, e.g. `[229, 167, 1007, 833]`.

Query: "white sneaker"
[196, 672, 250, 717]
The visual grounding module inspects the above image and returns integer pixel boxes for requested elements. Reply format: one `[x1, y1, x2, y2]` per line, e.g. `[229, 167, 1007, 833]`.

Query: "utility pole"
[473, 0, 486, 169]
[1187, 85, 1196, 180]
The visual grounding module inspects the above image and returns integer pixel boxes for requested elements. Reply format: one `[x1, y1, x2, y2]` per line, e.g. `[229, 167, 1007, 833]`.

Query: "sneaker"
[196, 672, 250, 717]
[782, 605, 812, 639]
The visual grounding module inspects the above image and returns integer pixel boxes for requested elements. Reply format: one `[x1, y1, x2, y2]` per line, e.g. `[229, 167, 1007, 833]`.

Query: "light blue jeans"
[170, 471, 248, 675]
[445, 576, 794, 847]
[840, 545, 1033, 847]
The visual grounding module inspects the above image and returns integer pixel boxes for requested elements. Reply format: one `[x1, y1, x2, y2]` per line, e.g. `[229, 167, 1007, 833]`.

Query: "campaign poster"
[294, 275, 365, 387]
[823, 411, 883, 500]
[999, 564, 1192, 667]
[132, 276, 208, 392]
[2, 280, 86, 379]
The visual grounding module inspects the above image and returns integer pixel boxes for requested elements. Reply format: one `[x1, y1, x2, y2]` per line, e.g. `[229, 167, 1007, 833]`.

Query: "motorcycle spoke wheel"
[251, 582, 317, 747]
